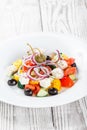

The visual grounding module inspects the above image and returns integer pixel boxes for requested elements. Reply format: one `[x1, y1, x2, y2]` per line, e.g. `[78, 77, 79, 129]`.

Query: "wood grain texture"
[0, 0, 87, 130]
[40, 0, 87, 39]
[0, 0, 41, 41]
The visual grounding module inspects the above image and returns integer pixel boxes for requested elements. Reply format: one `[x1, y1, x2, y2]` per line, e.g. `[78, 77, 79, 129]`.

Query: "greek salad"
[7, 44, 78, 97]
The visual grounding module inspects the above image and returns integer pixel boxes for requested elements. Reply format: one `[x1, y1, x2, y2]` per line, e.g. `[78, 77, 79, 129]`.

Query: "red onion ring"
[23, 59, 35, 68]
[27, 66, 49, 80]
[22, 55, 32, 61]
[23, 55, 36, 68]
[56, 50, 60, 60]
[34, 67, 49, 78]
[27, 67, 39, 80]
[40, 66, 50, 75]
[52, 50, 60, 63]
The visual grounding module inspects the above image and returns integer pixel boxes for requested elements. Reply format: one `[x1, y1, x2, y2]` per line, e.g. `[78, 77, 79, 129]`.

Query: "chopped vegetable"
[60, 53, 69, 60]
[25, 60, 35, 67]
[22, 66, 28, 72]
[61, 76, 74, 87]
[29, 80, 39, 85]
[18, 81, 25, 89]
[65, 58, 75, 66]
[13, 59, 22, 69]
[13, 74, 19, 81]
[33, 85, 40, 95]
[48, 65, 56, 70]
[37, 89, 48, 97]
[69, 74, 77, 81]
[25, 84, 35, 91]
[52, 79, 61, 91]
[64, 67, 77, 76]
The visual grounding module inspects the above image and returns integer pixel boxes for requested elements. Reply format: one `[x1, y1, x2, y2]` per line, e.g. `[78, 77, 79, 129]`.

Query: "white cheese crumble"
[51, 68, 64, 79]
[40, 78, 51, 88]
[19, 76, 29, 85]
[58, 60, 68, 69]
[7, 65, 17, 76]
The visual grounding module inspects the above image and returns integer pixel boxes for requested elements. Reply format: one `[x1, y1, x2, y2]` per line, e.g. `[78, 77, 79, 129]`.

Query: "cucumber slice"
[48, 65, 56, 70]
[69, 74, 76, 81]
[37, 89, 48, 97]
[18, 81, 25, 89]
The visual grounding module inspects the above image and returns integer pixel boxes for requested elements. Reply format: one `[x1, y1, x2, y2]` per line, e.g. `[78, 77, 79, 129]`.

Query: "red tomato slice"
[64, 67, 77, 76]
[22, 66, 28, 72]
[33, 85, 40, 95]
[65, 58, 75, 66]
[25, 84, 35, 91]
[60, 76, 74, 87]
[25, 60, 35, 66]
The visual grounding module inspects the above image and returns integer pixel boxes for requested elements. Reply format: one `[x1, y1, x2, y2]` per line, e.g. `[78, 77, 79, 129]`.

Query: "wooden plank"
[51, 101, 87, 130]
[0, 102, 13, 130]
[79, 97, 87, 127]
[13, 107, 54, 130]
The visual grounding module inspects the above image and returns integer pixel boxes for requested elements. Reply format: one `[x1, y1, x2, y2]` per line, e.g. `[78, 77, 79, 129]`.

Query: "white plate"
[0, 33, 87, 108]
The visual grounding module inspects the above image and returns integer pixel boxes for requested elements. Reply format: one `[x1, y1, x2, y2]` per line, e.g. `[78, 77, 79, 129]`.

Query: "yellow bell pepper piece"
[19, 69, 23, 74]
[13, 74, 19, 81]
[52, 79, 61, 91]
[61, 53, 69, 60]
[29, 80, 39, 85]
[13, 59, 22, 69]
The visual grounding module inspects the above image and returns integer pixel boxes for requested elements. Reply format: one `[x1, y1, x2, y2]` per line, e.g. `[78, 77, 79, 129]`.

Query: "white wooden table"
[0, 0, 87, 130]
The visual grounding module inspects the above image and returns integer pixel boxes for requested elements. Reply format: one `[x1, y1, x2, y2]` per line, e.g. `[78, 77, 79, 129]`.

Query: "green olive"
[35, 54, 46, 63]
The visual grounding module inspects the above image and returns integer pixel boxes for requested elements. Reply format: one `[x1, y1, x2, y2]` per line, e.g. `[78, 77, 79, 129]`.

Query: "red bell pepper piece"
[61, 76, 74, 87]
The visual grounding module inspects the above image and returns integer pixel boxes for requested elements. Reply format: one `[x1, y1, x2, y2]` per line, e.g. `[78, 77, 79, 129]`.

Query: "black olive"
[24, 88, 33, 96]
[8, 79, 17, 86]
[48, 88, 58, 95]
[71, 63, 77, 67]
[46, 56, 51, 60]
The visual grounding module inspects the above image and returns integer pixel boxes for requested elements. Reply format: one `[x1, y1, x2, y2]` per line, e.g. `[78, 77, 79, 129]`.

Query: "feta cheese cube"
[7, 65, 17, 76]
[51, 68, 64, 79]
[19, 76, 29, 85]
[58, 60, 68, 69]
[40, 78, 51, 88]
